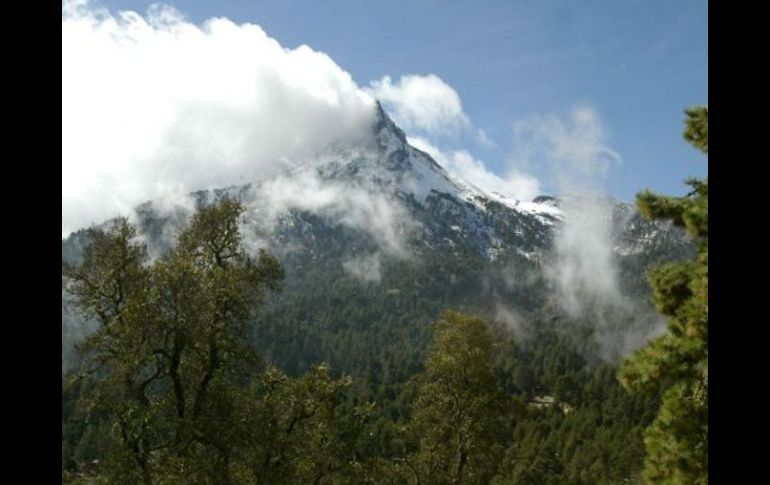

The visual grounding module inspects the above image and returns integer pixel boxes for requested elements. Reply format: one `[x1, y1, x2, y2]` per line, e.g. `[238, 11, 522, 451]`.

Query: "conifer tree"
[618, 106, 708, 484]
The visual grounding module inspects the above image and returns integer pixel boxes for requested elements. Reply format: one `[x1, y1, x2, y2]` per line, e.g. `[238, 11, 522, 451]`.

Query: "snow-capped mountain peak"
[313, 101, 563, 223]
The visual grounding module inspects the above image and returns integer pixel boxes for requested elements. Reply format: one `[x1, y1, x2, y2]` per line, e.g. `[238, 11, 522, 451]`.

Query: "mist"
[507, 107, 662, 359]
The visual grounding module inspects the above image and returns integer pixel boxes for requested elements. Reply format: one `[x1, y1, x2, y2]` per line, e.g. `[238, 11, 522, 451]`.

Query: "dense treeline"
[62, 198, 658, 484]
[248, 239, 672, 384]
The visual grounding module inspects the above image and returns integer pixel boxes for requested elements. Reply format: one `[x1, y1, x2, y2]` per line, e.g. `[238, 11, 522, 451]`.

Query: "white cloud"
[517, 107, 622, 312]
[254, 169, 413, 258]
[62, 1, 377, 237]
[545, 196, 622, 316]
[408, 136, 540, 202]
[511, 107, 621, 194]
[367, 74, 469, 135]
[240, 169, 416, 283]
[517, 106, 657, 358]
[62, 2, 524, 242]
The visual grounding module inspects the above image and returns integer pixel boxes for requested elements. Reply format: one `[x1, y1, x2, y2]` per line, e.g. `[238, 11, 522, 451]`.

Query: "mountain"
[61, 103, 694, 375]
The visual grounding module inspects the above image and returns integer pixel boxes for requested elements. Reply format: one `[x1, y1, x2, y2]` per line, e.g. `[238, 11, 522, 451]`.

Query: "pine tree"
[618, 106, 708, 484]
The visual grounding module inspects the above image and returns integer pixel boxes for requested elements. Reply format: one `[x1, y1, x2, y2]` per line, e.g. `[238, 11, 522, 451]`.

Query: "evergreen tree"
[618, 106, 708, 484]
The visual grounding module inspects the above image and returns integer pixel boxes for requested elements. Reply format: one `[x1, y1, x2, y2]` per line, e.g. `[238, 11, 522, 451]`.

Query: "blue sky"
[80, 0, 707, 202]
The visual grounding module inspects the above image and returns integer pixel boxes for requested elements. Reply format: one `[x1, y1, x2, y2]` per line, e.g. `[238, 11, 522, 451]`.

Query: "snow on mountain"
[319, 102, 563, 222]
[67, 100, 690, 269]
[232, 101, 566, 262]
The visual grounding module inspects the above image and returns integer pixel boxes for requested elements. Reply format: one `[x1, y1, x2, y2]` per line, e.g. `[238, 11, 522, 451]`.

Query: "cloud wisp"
[522, 107, 623, 313]
[253, 169, 414, 259]
[510, 107, 622, 195]
[510, 106, 660, 359]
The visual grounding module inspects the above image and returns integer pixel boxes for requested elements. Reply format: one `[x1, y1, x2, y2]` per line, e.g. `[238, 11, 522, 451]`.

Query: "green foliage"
[61, 199, 668, 484]
[62, 199, 285, 483]
[683, 106, 708, 153]
[248, 363, 360, 484]
[405, 311, 511, 484]
[63, 298, 655, 484]
[493, 333, 655, 485]
[619, 106, 708, 484]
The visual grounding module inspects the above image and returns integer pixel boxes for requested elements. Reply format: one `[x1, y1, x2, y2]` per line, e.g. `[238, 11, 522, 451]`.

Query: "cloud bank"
[62, 2, 496, 284]
[62, 1, 376, 237]
[63, 2, 532, 243]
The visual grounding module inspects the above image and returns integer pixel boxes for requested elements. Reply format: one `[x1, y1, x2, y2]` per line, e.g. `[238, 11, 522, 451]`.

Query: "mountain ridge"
[62, 103, 694, 373]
